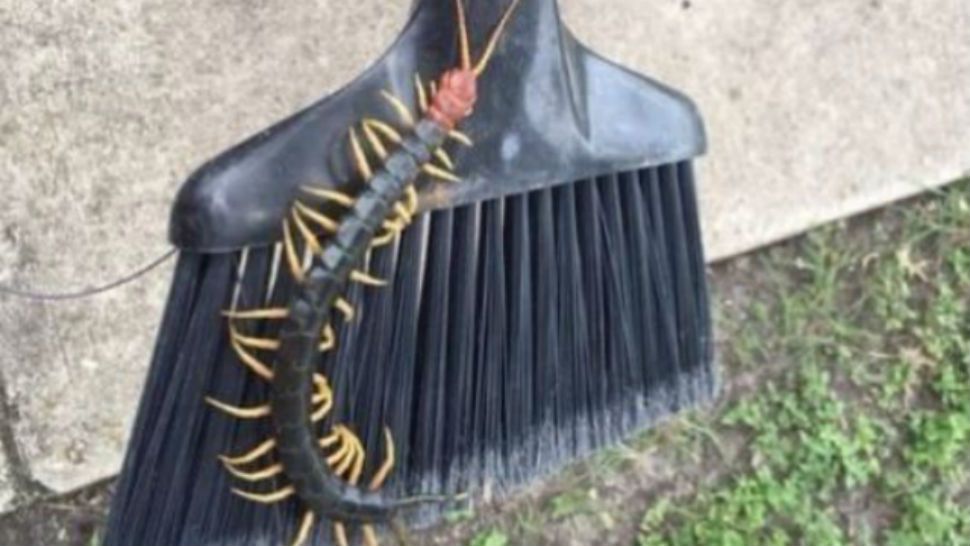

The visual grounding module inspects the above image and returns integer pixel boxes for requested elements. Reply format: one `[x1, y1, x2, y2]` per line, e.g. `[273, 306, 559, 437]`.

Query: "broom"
[104, 0, 713, 544]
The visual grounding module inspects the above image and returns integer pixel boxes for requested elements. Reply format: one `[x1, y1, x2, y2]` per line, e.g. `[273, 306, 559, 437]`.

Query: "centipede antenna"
[474, 0, 522, 76]
[455, 0, 472, 71]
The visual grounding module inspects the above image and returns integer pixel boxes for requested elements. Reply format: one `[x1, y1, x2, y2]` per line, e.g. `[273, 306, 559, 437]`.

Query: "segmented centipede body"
[205, 2, 523, 545]
[271, 116, 450, 524]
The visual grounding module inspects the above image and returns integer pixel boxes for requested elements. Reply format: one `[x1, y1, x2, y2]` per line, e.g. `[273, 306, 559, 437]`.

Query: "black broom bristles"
[104, 161, 714, 546]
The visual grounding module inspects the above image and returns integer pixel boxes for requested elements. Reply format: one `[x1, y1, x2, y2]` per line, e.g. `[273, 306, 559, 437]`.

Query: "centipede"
[203, 1, 523, 545]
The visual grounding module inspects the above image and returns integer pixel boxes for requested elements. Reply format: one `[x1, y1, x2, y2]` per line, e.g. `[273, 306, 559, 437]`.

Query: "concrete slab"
[0, 452, 10, 513]
[0, 0, 968, 504]
[561, 0, 970, 259]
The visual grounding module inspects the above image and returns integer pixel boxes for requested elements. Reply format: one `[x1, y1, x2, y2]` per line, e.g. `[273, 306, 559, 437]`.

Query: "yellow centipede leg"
[231, 485, 296, 504]
[223, 462, 284, 482]
[332, 443, 357, 478]
[282, 219, 306, 282]
[383, 211, 410, 233]
[363, 118, 403, 145]
[362, 122, 389, 160]
[350, 270, 387, 287]
[349, 431, 366, 486]
[379, 90, 416, 127]
[370, 427, 396, 491]
[335, 297, 356, 322]
[363, 525, 380, 546]
[292, 511, 316, 546]
[319, 429, 342, 449]
[222, 307, 289, 320]
[370, 231, 397, 249]
[435, 148, 455, 171]
[301, 186, 356, 207]
[230, 325, 281, 352]
[320, 323, 336, 352]
[334, 523, 350, 546]
[423, 163, 462, 183]
[229, 329, 275, 380]
[205, 398, 271, 419]
[294, 201, 340, 233]
[415, 74, 429, 114]
[291, 207, 323, 254]
[219, 438, 277, 467]
[349, 127, 373, 180]
[404, 186, 419, 216]
[312, 373, 333, 403]
[326, 429, 354, 468]
[449, 129, 474, 147]
[393, 201, 413, 225]
[311, 393, 333, 422]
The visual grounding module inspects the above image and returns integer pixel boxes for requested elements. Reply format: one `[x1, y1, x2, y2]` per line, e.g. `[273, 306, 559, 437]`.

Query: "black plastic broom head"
[106, 1, 712, 545]
[170, 0, 705, 252]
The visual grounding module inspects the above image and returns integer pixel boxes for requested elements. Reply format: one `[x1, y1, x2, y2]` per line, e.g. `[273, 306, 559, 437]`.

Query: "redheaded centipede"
[204, 1, 523, 544]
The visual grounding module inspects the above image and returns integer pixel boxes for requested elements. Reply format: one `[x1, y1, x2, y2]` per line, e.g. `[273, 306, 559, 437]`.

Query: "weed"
[638, 179, 970, 546]
[468, 529, 509, 546]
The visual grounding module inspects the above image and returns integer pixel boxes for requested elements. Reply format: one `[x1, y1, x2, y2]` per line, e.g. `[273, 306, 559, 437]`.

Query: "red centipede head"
[428, 0, 522, 130]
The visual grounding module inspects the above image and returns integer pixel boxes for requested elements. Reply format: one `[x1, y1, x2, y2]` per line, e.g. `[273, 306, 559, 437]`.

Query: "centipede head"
[429, 0, 522, 129]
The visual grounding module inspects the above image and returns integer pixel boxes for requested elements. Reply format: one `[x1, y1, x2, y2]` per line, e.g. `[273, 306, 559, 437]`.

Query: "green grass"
[637, 181, 970, 546]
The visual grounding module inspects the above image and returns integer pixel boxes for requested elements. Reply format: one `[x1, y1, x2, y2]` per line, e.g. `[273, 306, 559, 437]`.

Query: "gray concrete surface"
[1, 0, 969, 509]
[0, 452, 10, 513]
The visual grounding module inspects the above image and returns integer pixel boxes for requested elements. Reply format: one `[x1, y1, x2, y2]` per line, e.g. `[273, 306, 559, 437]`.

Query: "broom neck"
[412, 0, 562, 44]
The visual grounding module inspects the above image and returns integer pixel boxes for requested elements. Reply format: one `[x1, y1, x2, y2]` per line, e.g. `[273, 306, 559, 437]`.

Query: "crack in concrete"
[0, 370, 53, 505]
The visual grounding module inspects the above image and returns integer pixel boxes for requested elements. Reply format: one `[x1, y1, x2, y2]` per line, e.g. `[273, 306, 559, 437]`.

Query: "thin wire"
[0, 248, 178, 302]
